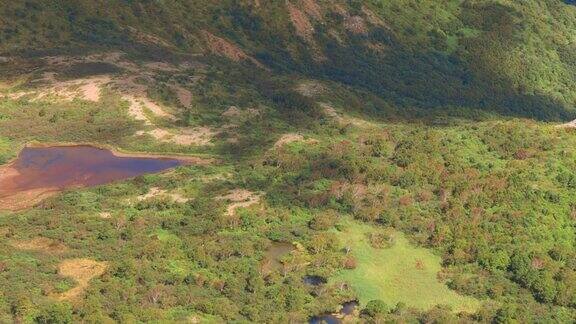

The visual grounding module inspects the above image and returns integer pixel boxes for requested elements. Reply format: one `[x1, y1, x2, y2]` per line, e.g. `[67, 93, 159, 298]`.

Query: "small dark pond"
[309, 301, 359, 324]
[303, 275, 327, 286]
[0, 145, 183, 201]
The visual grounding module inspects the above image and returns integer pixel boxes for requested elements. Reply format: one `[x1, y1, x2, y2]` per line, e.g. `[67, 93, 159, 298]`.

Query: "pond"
[0, 145, 185, 210]
[309, 301, 359, 324]
[303, 275, 327, 286]
[261, 242, 295, 275]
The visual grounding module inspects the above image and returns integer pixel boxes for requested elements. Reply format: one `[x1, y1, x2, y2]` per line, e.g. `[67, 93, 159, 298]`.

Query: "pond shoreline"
[0, 143, 212, 211]
[23, 141, 215, 165]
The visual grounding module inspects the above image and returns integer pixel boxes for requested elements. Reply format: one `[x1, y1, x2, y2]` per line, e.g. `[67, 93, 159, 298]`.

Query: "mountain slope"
[1, 0, 576, 120]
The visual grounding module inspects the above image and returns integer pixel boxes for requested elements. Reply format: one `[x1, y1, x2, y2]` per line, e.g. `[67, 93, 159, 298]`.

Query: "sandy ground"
[7, 51, 224, 150]
[56, 258, 108, 301]
[9, 75, 111, 102]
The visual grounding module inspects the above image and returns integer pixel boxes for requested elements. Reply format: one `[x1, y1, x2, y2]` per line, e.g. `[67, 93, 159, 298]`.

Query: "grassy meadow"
[333, 220, 480, 312]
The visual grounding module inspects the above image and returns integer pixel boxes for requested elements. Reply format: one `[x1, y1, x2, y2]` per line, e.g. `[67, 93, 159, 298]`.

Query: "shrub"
[34, 303, 73, 324]
[363, 299, 390, 317]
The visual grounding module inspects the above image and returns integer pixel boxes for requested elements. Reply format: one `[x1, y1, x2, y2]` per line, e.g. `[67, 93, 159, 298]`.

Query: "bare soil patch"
[56, 258, 108, 301]
[320, 103, 373, 127]
[558, 120, 576, 128]
[261, 242, 296, 276]
[24, 75, 111, 102]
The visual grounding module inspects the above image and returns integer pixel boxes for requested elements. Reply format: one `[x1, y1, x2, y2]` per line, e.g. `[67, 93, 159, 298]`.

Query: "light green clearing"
[332, 220, 480, 313]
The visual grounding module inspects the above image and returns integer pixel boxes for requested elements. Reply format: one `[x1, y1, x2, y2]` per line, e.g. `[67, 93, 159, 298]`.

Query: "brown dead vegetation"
[300, 0, 324, 21]
[287, 2, 315, 40]
[287, 2, 326, 61]
[201, 31, 263, 67]
[126, 26, 174, 49]
[296, 80, 327, 97]
[344, 16, 369, 35]
[137, 187, 189, 203]
[274, 133, 318, 148]
[139, 127, 218, 146]
[56, 259, 108, 301]
[11, 237, 68, 254]
[217, 189, 262, 217]
[170, 84, 193, 107]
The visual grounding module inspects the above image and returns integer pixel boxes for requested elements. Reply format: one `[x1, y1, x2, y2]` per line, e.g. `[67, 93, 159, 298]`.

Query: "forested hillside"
[1, 0, 576, 119]
[0, 0, 575, 323]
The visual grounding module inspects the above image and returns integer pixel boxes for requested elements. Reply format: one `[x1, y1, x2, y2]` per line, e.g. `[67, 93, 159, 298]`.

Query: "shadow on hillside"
[312, 40, 573, 123]
[256, 2, 574, 123]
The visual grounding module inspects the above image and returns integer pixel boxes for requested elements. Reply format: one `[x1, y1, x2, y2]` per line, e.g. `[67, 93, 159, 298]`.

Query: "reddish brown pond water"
[0, 145, 184, 210]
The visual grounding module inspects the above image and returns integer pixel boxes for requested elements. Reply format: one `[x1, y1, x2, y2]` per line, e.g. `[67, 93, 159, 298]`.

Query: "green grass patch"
[333, 220, 480, 313]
